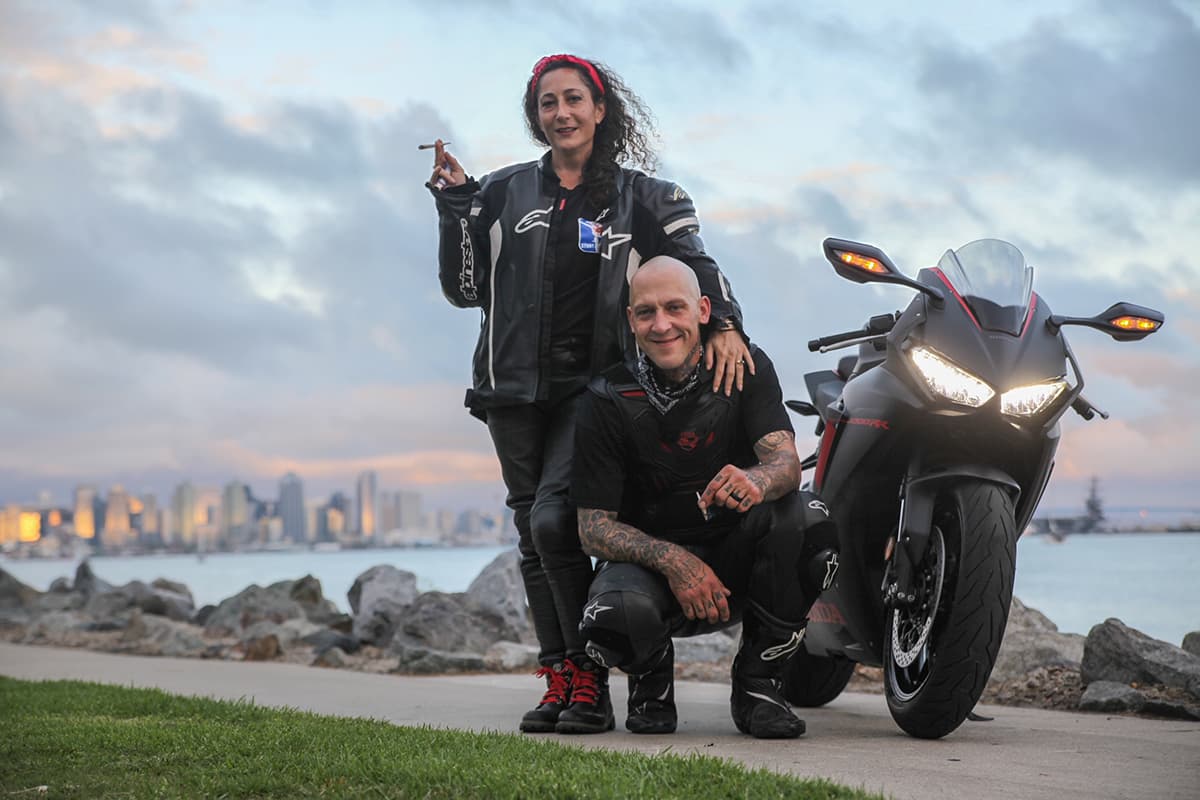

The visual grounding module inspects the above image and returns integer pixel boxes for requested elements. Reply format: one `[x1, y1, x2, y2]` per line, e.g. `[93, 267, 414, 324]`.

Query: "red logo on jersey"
[677, 431, 700, 451]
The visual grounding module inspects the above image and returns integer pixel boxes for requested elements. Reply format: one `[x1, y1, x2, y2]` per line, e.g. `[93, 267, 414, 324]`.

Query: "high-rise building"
[140, 493, 160, 537]
[279, 472, 306, 543]
[221, 480, 251, 544]
[73, 485, 96, 539]
[355, 471, 377, 539]
[396, 490, 423, 530]
[171, 482, 196, 546]
[103, 485, 132, 548]
[318, 492, 350, 541]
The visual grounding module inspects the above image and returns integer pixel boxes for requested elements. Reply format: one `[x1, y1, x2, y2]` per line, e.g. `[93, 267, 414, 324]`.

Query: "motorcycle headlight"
[909, 346, 995, 408]
[1000, 379, 1068, 417]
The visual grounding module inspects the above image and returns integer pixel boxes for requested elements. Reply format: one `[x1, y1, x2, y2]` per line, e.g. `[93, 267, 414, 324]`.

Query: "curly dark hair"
[523, 56, 658, 207]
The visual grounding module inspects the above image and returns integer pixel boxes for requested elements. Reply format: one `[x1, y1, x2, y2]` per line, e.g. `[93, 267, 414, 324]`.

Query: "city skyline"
[2, 2, 1197, 511]
[1, 468, 514, 550]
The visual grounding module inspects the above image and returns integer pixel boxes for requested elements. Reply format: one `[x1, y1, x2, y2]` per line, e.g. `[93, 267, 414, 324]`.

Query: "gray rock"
[387, 591, 510, 656]
[0, 568, 41, 610]
[82, 618, 130, 632]
[240, 618, 323, 651]
[22, 611, 90, 641]
[347, 565, 419, 644]
[313, 646, 347, 668]
[1006, 596, 1062, 633]
[1079, 680, 1146, 713]
[392, 644, 485, 674]
[151, 577, 193, 600]
[243, 634, 281, 661]
[465, 549, 535, 646]
[120, 610, 208, 657]
[1140, 697, 1200, 721]
[31, 591, 84, 613]
[483, 640, 539, 671]
[1081, 618, 1200, 699]
[302, 629, 361, 655]
[0, 608, 31, 629]
[73, 560, 114, 597]
[48, 577, 72, 593]
[134, 583, 195, 622]
[282, 575, 344, 627]
[193, 604, 216, 626]
[1183, 631, 1200, 658]
[76, 580, 193, 624]
[673, 632, 737, 664]
[203, 584, 305, 635]
[991, 601, 1086, 682]
[83, 589, 137, 620]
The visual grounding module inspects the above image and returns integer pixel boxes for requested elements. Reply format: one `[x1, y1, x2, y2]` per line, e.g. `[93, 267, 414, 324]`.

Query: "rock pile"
[2, 554, 1197, 721]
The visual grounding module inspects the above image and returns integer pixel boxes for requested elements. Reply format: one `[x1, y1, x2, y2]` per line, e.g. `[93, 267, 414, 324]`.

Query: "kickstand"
[967, 711, 994, 722]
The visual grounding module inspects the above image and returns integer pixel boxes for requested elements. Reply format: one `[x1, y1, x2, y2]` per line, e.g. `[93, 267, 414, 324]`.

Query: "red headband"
[530, 54, 605, 96]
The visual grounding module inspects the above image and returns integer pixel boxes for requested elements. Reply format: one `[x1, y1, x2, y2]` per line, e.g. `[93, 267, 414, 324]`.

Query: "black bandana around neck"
[634, 350, 703, 415]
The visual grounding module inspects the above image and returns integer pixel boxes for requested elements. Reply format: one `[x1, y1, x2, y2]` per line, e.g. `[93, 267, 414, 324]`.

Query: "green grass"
[0, 677, 882, 799]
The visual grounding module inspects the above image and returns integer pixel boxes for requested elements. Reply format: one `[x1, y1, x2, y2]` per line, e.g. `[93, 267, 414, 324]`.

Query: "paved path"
[2, 642, 1196, 799]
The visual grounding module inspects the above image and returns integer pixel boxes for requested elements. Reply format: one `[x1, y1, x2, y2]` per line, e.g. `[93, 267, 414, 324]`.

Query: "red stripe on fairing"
[931, 267, 981, 330]
[813, 416, 841, 493]
[1020, 293, 1039, 337]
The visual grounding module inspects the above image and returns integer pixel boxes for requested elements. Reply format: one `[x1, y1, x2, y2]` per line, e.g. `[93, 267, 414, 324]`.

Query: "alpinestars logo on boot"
[760, 629, 806, 661]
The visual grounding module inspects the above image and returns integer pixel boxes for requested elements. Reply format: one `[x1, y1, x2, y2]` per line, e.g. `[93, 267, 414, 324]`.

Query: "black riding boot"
[626, 641, 677, 734]
[730, 602, 807, 739]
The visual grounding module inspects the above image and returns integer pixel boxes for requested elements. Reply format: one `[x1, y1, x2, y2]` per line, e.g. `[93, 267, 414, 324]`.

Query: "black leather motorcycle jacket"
[431, 152, 743, 418]
[591, 352, 763, 542]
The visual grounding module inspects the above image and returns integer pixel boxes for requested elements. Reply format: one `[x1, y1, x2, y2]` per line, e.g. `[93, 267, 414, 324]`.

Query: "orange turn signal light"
[837, 250, 888, 273]
[1110, 316, 1160, 332]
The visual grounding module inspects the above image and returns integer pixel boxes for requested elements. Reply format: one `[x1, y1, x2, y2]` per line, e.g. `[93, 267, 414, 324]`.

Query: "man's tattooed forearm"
[578, 508, 676, 572]
[754, 430, 793, 455]
[746, 430, 801, 500]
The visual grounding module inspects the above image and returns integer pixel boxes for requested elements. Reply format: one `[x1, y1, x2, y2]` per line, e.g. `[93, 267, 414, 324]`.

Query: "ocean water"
[3, 533, 1198, 646]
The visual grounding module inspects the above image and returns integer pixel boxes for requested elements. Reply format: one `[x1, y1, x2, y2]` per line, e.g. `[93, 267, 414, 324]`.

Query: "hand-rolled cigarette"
[417, 142, 452, 150]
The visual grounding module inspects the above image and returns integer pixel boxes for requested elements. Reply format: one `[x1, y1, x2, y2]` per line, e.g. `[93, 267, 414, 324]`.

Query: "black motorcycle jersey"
[572, 346, 793, 543]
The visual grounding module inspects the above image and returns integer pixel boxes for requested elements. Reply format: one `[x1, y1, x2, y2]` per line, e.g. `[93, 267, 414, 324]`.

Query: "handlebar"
[1071, 395, 1109, 421]
[807, 329, 868, 352]
[808, 313, 898, 352]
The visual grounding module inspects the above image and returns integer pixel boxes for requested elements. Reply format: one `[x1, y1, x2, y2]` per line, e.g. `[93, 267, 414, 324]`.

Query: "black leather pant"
[486, 394, 594, 665]
[580, 491, 838, 673]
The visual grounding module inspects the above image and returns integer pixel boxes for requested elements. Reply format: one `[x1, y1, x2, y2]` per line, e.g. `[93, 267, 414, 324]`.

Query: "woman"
[428, 54, 753, 735]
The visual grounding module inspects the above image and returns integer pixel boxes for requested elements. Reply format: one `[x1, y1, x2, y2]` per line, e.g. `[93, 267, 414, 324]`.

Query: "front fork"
[882, 466, 1020, 608]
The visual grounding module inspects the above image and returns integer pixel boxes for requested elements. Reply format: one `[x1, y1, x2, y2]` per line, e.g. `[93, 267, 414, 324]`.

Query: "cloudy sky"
[2, 0, 1197, 515]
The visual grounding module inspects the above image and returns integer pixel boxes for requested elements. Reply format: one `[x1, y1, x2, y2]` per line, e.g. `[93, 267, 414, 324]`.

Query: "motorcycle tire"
[884, 480, 1017, 739]
[781, 647, 856, 707]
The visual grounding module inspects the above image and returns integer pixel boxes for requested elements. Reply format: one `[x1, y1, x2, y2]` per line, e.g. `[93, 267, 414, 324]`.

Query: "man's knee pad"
[802, 546, 840, 599]
[579, 589, 670, 673]
[796, 492, 839, 598]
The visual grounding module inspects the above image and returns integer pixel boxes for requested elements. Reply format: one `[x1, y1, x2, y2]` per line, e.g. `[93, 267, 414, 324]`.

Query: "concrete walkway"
[2, 642, 1196, 799]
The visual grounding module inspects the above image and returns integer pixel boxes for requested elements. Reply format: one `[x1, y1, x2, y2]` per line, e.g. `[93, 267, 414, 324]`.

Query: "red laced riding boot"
[555, 657, 615, 734]
[519, 661, 570, 733]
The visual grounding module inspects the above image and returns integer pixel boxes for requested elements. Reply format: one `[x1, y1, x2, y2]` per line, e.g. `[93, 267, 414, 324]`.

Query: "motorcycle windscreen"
[936, 239, 1034, 335]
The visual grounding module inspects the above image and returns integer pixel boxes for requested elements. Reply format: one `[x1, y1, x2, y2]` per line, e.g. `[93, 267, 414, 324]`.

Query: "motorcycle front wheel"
[884, 480, 1017, 739]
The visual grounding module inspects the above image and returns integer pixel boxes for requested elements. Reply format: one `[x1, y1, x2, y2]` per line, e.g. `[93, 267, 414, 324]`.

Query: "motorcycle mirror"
[822, 238, 945, 305]
[785, 399, 818, 417]
[1047, 302, 1165, 341]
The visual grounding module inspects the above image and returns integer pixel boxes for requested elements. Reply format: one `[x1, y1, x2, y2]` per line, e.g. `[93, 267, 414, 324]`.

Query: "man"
[571, 255, 839, 739]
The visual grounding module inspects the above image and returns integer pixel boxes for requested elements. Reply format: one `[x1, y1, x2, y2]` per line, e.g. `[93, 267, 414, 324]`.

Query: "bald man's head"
[627, 256, 711, 374]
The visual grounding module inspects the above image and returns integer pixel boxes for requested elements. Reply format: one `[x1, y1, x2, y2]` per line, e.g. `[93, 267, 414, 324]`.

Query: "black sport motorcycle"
[783, 237, 1163, 739]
